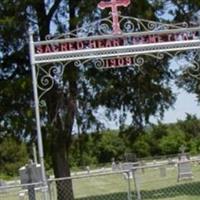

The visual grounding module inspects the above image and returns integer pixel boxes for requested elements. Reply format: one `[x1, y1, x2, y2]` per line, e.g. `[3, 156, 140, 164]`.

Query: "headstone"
[177, 145, 193, 181]
[86, 166, 90, 174]
[111, 158, 117, 171]
[159, 165, 166, 177]
[140, 160, 145, 174]
[122, 162, 140, 179]
[122, 162, 133, 179]
[122, 162, 133, 178]
[19, 162, 42, 185]
[0, 180, 6, 187]
[19, 160, 43, 200]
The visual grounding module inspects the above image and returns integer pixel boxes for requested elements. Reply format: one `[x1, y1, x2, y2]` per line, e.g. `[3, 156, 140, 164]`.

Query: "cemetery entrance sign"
[34, 27, 200, 65]
[29, 0, 200, 197]
[32, 0, 200, 68]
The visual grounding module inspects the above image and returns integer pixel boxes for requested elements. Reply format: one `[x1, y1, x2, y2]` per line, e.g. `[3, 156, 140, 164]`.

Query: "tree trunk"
[34, 1, 78, 199]
[52, 133, 73, 200]
[46, 65, 77, 200]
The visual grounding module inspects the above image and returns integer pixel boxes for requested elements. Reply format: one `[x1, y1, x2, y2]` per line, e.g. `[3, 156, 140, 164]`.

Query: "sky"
[100, 56, 200, 128]
[102, 89, 200, 130]
[157, 87, 200, 124]
[103, 1, 200, 128]
[150, 3, 200, 124]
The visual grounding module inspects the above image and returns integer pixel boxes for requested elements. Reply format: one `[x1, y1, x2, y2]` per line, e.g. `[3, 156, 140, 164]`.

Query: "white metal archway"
[29, 2, 200, 199]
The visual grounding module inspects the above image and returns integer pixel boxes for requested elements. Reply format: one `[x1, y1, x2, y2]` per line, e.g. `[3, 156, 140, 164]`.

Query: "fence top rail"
[48, 158, 200, 182]
[48, 169, 131, 182]
[1, 158, 200, 189]
[137, 157, 194, 169]
[0, 182, 43, 190]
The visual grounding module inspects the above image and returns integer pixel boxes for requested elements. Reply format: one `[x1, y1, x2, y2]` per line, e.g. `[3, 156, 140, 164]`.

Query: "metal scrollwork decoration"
[36, 62, 70, 106]
[92, 58, 105, 69]
[44, 15, 190, 40]
[181, 51, 200, 80]
[186, 61, 200, 80]
[35, 8, 200, 103]
[97, 16, 113, 35]
[119, 16, 189, 33]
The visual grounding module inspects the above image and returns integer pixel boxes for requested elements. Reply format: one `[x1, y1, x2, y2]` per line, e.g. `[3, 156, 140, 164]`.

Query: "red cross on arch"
[98, 0, 131, 34]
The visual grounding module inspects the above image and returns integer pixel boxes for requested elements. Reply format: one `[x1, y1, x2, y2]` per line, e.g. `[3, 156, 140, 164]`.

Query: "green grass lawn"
[72, 164, 200, 200]
[2, 164, 200, 200]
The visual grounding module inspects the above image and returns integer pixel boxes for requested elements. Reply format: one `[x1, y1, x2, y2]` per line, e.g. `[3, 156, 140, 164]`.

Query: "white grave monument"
[19, 160, 43, 200]
[177, 145, 193, 181]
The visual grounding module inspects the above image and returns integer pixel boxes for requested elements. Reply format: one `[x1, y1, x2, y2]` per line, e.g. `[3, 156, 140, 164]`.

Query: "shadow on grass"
[77, 181, 200, 200]
[141, 181, 200, 199]
[77, 192, 129, 200]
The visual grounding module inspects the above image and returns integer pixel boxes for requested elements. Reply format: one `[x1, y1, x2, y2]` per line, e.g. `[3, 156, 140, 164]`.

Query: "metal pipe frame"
[29, 32, 49, 200]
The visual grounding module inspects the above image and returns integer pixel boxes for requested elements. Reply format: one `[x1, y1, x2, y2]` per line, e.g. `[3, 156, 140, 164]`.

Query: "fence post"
[127, 171, 132, 200]
[132, 169, 141, 200]
[47, 180, 53, 200]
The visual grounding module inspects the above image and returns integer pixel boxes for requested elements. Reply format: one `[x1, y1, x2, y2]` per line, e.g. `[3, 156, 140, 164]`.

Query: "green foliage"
[96, 130, 126, 163]
[132, 134, 151, 157]
[177, 114, 200, 138]
[0, 137, 28, 176]
[68, 115, 200, 167]
[158, 126, 186, 155]
[70, 133, 98, 167]
[69, 130, 125, 167]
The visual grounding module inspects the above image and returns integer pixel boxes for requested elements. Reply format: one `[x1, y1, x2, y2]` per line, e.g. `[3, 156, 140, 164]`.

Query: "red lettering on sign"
[60, 43, 69, 51]
[97, 40, 104, 48]
[148, 35, 156, 43]
[117, 58, 125, 67]
[76, 41, 84, 50]
[183, 33, 188, 40]
[35, 31, 200, 55]
[105, 57, 134, 68]
[125, 57, 132, 65]
[51, 44, 59, 52]
[89, 40, 97, 48]
[105, 40, 112, 47]
[68, 43, 75, 51]
[113, 39, 120, 46]
[36, 45, 43, 54]
[44, 45, 52, 53]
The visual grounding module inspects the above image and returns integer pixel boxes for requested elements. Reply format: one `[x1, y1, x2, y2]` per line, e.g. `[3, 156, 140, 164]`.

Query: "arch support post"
[29, 31, 49, 200]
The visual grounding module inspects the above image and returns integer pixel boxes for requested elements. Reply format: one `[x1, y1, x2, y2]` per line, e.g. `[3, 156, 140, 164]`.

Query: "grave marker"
[122, 162, 134, 179]
[19, 160, 43, 200]
[159, 165, 166, 177]
[111, 158, 117, 171]
[177, 146, 193, 181]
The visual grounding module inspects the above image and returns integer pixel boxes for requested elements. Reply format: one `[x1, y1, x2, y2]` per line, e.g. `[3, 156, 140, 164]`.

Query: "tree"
[177, 114, 200, 138]
[131, 133, 151, 157]
[96, 130, 126, 163]
[69, 133, 99, 168]
[158, 125, 186, 155]
[0, 137, 28, 177]
[159, 0, 200, 102]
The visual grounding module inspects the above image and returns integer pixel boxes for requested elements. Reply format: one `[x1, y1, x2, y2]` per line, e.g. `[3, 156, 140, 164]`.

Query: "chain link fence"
[0, 182, 47, 200]
[134, 159, 200, 200]
[48, 171, 132, 200]
[1, 158, 200, 200]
